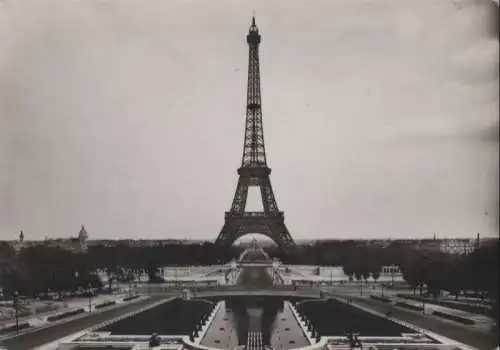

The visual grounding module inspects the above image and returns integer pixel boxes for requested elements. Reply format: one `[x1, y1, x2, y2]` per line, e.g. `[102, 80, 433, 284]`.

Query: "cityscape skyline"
[1, 0, 498, 240]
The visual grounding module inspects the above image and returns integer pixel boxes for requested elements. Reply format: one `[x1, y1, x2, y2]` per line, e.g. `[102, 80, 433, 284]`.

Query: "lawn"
[97, 298, 213, 335]
[297, 299, 416, 336]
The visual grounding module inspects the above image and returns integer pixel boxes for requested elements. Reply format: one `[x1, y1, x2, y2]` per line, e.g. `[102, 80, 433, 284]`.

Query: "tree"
[146, 259, 162, 283]
[442, 259, 464, 300]
[400, 252, 425, 295]
[354, 271, 362, 283]
[368, 249, 383, 285]
[0, 242, 17, 261]
[342, 262, 355, 282]
[0, 261, 29, 299]
[382, 241, 413, 266]
[361, 268, 371, 290]
[354, 247, 372, 290]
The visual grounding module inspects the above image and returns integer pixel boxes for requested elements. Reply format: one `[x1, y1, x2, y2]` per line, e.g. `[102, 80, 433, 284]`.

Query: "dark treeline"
[1, 243, 101, 299]
[0, 240, 498, 320]
[294, 240, 499, 324]
[398, 243, 498, 301]
[0, 242, 244, 299]
[299, 241, 498, 303]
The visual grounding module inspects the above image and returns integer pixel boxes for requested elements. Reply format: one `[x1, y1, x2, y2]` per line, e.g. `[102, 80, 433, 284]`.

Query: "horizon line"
[5, 236, 498, 242]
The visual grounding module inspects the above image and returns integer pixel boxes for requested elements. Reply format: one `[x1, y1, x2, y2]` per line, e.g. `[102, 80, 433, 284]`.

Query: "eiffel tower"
[215, 17, 295, 253]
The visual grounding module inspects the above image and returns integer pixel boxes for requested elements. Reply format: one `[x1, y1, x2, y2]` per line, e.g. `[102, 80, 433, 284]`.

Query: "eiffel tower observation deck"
[215, 17, 295, 253]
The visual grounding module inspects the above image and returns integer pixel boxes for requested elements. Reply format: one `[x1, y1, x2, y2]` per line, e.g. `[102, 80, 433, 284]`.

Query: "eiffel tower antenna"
[215, 17, 295, 254]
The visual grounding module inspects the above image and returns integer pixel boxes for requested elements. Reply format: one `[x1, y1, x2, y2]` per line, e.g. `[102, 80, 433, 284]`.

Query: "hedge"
[396, 294, 493, 316]
[432, 311, 475, 325]
[123, 295, 140, 302]
[0, 322, 30, 335]
[47, 308, 85, 322]
[34, 304, 60, 314]
[394, 301, 424, 311]
[94, 301, 117, 310]
[370, 295, 391, 303]
[148, 276, 166, 283]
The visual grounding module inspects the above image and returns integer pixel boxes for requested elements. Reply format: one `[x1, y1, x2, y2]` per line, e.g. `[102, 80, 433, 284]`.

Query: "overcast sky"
[0, 0, 498, 241]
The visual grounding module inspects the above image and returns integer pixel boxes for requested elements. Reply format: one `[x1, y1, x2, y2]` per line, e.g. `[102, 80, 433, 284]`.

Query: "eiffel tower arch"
[215, 17, 296, 254]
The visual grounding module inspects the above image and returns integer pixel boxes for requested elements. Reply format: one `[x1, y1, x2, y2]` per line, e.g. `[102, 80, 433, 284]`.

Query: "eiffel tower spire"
[215, 17, 295, 253]
[242, 15, 266, 167]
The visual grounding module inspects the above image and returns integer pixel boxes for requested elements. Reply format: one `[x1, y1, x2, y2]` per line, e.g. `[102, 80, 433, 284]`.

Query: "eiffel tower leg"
[216, 222, 240, 248]
[268, 222, 295, 253]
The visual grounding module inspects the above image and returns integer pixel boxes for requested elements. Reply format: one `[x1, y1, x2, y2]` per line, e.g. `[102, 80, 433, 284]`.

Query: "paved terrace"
[0, 293, 135, 331]
[200, 299, 310, 349]
[7, 257, 494, 350]
[318, 285, 496, 334]
[29, 290, 485, 350]
[323, 292, 498, 350]
[0, 295, 166, 350]
[193, 288, 321, 298]
[48, 292, 473, 350]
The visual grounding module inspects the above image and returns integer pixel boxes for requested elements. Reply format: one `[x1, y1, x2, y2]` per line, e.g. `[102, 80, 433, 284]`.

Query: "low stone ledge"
[394, 301, 424, 312]
[0, 322, 31, 335]
[123, 295, 141, 302]
[370, 295, 391, 303]
[432, 311, 475, 325]
[95, 301, 117, 310]
[47, 308, 85, 322]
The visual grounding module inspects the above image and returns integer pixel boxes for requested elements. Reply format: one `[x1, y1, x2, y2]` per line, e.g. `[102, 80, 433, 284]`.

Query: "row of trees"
[268, 240, 416, 266]
[337, 241, 498, 323]
[86, 242, 242, 270]
[0, 241, 245, 299]
[1, 238, 431, 281]
[1, 239, 498, 310]
[341, 246, 384, 287]
[399, 243, 498, 301]
[1, 244, 102, 299]
[337, 241, 499, 300]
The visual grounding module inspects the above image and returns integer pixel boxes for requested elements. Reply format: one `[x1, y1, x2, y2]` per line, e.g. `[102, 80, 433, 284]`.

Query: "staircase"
[245, 331, 264, 350]
[272, 269, 285, 285]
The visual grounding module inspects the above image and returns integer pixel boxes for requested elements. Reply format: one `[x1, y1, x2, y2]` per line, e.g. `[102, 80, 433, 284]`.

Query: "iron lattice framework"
[215, 17, 295, 253]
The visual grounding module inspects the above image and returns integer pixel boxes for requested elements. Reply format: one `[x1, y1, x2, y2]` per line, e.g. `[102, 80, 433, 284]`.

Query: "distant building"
[78, 225, 88, 252]
[439, 239, 476, 255]
[11, 231, 25, 254]
[86, 239, 201, 248]
[397, 235, 497, 256]
[414, 239, 442, 252]
[367, 240, 392, 249]
[381, 265, 402, 276]
[8, 226, 89, 254]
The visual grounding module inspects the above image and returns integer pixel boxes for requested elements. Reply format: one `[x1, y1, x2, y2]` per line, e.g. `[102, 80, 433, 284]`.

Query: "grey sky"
[0, 0, 498, 241]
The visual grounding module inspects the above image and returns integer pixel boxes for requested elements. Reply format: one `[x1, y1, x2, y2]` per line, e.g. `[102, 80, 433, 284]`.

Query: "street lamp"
[128, 271, 133, 297]
[13, 291, 19, 333]
[88, 284, 92, 313]
[419, 283, 426, 314]
[345, 330, 361, 349]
